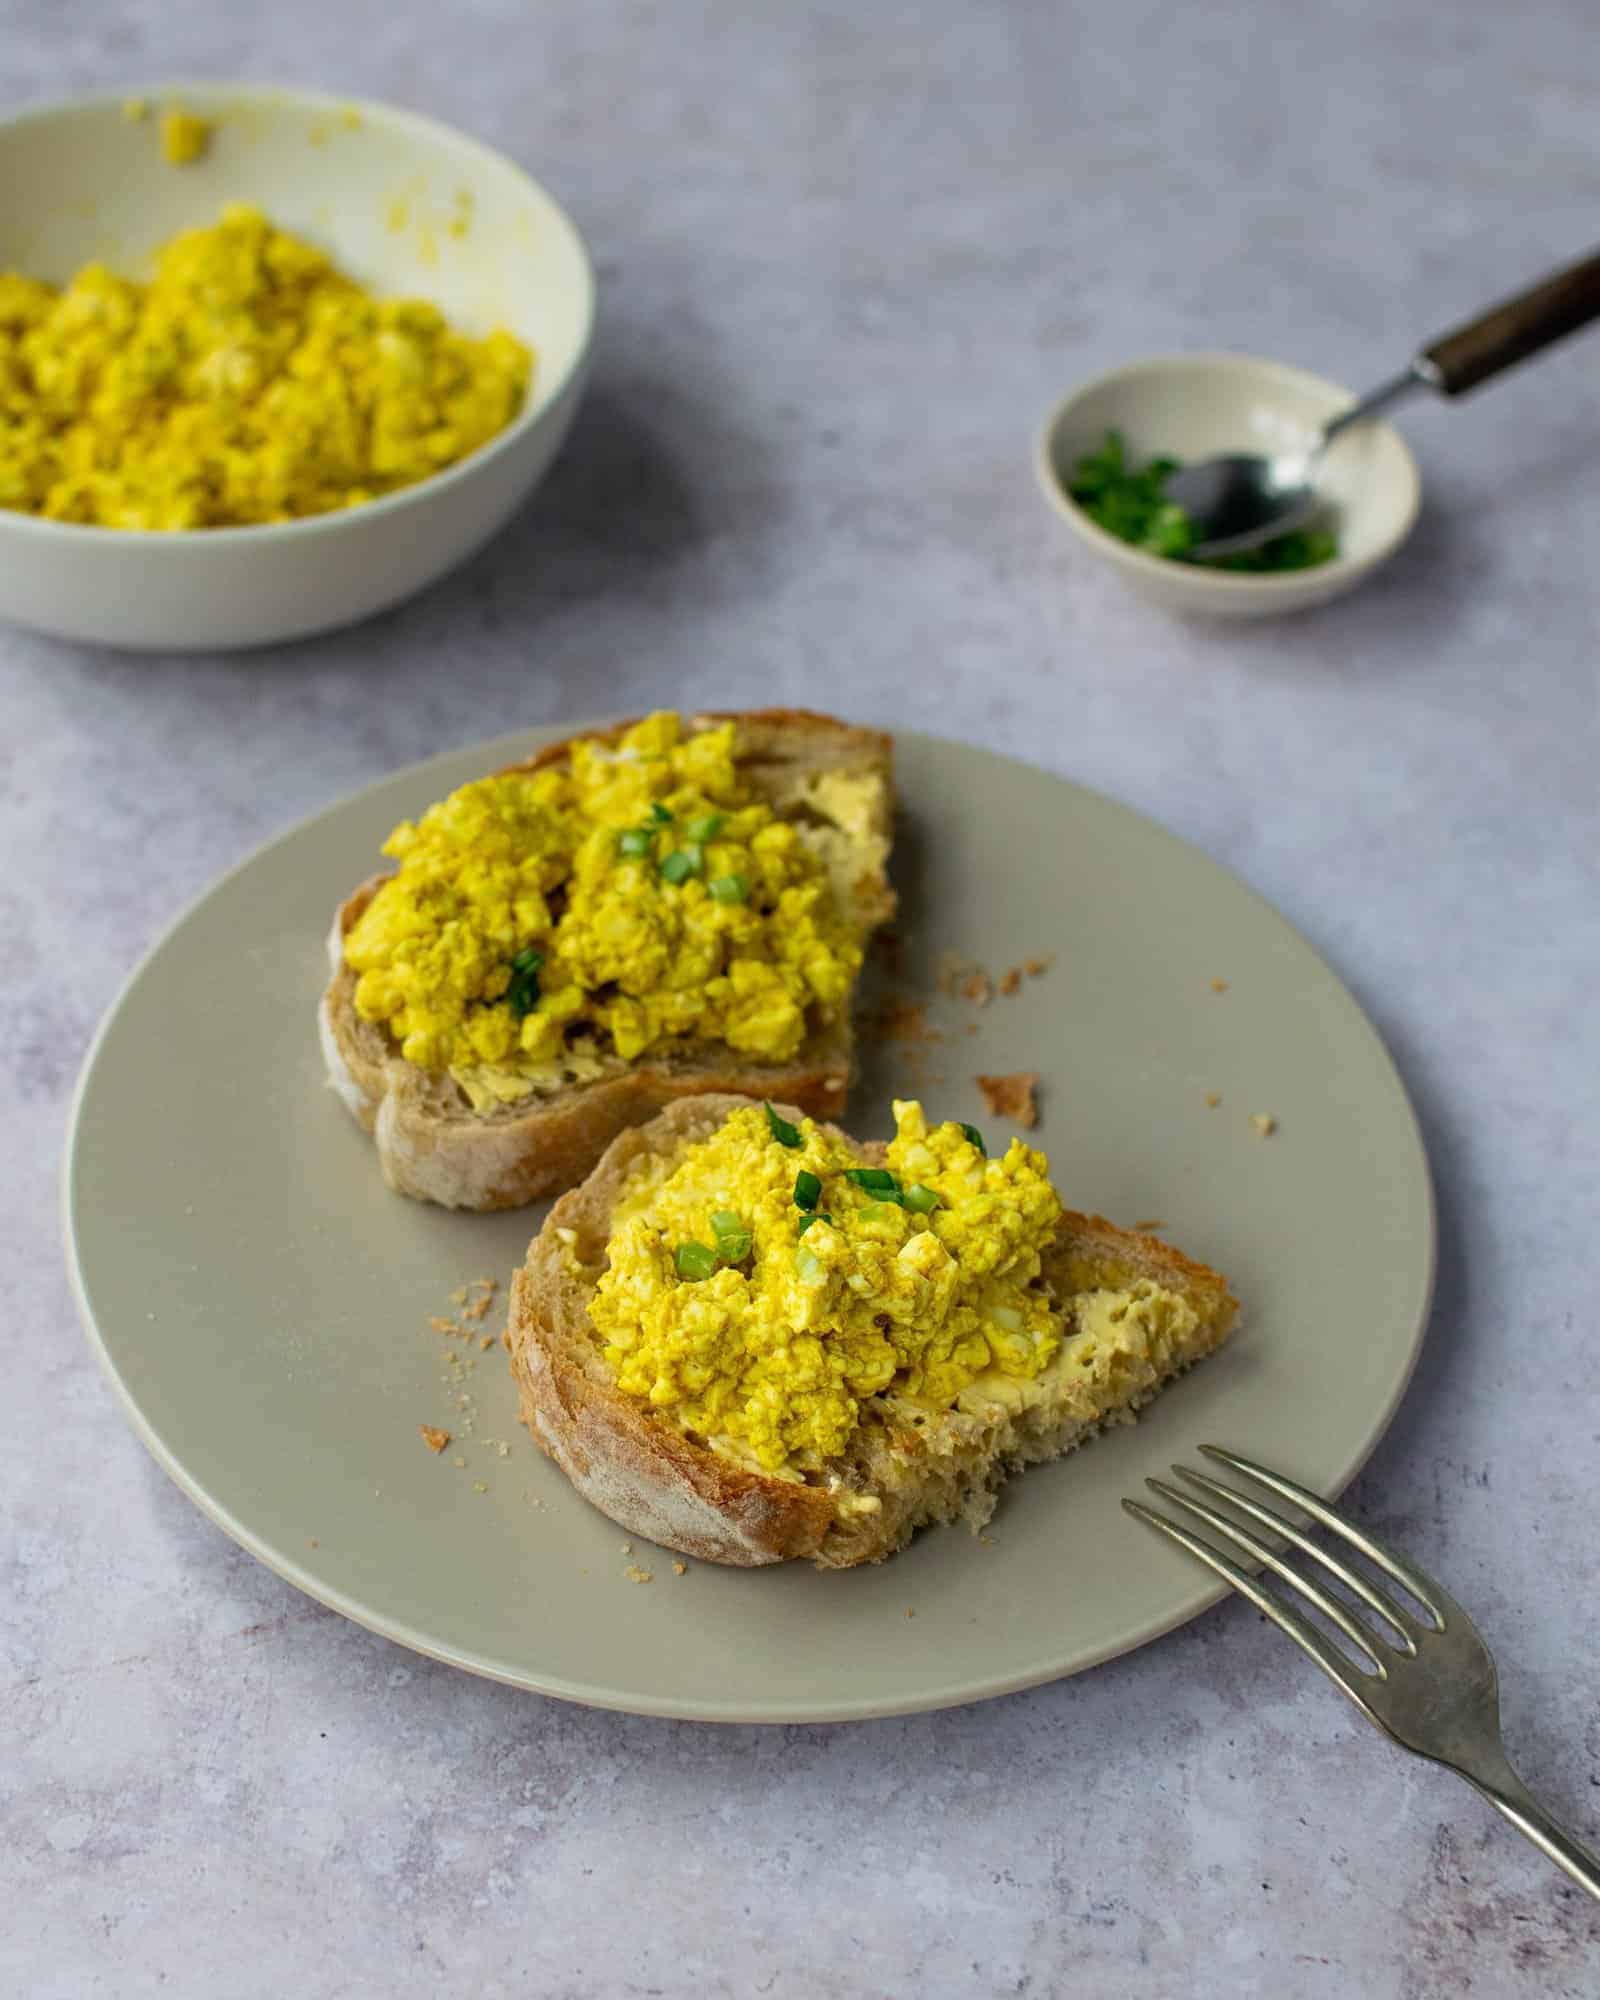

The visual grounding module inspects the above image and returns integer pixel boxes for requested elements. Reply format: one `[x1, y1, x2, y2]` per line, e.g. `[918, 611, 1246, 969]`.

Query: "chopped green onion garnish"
[902, 1183, 941, 1214]
[1070, 430, 1339, 571]
[1069, 431, 1191, 556]
[710, 1210, 752, 1263]
[675, 1241, 718, 1282]
[648, 801, 673, 825]
[793, 1169, 822, 1212]
[617, 828, 654, 858]
[960, 1123, 987, 1156]
[842, 1165, 906, 1206]
[858, 1191, 906, 1212]
[506, 947, 544, 1018]
[765, 1103, 802, 1148]
[1208, 526, 1340, 573]
[708, 873, 748, 904]
[684, 812, 725, 842]
[660, 844, 703, 884]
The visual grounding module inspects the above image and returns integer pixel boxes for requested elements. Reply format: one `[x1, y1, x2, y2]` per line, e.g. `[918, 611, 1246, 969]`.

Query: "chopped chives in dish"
[1069, 430, 1338, 571]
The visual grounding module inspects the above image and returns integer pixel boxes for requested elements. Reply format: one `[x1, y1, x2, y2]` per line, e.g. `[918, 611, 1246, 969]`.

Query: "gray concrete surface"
[5, 2, 1599, 1994]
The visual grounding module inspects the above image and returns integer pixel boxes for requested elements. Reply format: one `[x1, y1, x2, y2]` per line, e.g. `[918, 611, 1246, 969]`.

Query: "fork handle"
[1465, 1765, 1600, 1904]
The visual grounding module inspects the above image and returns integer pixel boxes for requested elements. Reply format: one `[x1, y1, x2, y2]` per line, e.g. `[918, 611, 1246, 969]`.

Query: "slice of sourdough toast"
[319, 710, 894, 1210]
[505, 1095, 1239, 1568]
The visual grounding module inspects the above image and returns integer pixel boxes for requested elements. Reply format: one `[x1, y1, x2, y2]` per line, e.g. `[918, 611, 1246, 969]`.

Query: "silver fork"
[1126, 1445, 1600, 1903]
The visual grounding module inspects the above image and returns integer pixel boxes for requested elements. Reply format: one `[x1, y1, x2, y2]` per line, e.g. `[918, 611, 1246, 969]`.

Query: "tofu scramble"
[159, 110, 213, 165]
[0, 205, 532, 528]
[589, 1100, 1067, 1473]
[344, 713, 866, 1106]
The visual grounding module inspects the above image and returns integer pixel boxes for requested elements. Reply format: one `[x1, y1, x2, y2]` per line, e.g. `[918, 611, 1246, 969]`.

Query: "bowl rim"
[1034, 349, 1422, 594]
[0, 79, 597, 548]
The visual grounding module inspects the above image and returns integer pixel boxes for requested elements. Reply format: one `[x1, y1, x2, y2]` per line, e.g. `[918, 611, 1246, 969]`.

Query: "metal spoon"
[1167, 248, 1600, 558]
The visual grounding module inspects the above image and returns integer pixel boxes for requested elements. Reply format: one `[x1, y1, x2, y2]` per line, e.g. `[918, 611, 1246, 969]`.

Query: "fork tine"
[1200, 1446, 1449, 1626]
[1146, 1478, 1387, 1673]
[1123, 1498, 1379, 1712]
[1173, 1465, 1421, 1655]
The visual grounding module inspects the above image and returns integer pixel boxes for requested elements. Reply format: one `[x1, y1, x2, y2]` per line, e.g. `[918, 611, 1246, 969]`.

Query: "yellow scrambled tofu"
[589, 1100, 1067, 1472]
[344, 712, 864, 1100]
[159, 111, 213, 164]
[0, 205, 532, 528]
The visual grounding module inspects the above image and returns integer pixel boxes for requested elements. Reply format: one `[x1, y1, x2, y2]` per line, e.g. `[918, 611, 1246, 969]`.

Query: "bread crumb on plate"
[976, 1070, 1039, 1128]
[419, 1425, 450, 1454]
[936, 950, 975, 996]
[1205, 1092, 1222, 1109]
[625, 1565, 653, 1584]
[1251, 1113, 1277, 1137]
[867, 995, 941, 1045]
[1210, 978, 1229, 994]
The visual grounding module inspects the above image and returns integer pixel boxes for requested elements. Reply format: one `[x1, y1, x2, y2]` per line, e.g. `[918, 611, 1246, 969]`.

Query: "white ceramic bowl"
[0, 84, 595, 650]
[1036, 354, 1421, 619]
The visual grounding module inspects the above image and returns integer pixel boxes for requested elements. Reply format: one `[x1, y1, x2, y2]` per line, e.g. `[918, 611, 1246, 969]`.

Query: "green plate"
[64, 724, 1434, 1721]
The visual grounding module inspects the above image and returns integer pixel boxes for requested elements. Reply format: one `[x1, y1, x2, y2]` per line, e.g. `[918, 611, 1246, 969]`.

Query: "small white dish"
[1036, 353, 1421, 619]
[0, 84, 595, 651]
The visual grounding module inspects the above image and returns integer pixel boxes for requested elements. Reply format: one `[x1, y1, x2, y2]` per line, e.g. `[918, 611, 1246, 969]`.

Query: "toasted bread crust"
[320, 710, 894, 1210]
[504, 1097, 1240, 1568]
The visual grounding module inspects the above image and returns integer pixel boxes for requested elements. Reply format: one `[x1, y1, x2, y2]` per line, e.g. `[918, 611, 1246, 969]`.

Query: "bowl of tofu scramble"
[1035, 353, 1421, 620]
[0, 84, 595, 649]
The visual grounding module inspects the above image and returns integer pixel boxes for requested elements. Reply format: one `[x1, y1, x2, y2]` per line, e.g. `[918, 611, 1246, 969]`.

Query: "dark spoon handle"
[1420, 248, 1600, 395]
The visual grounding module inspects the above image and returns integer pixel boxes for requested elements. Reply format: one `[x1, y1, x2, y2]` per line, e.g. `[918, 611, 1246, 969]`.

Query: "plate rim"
[62, 720, 1438, 1722]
